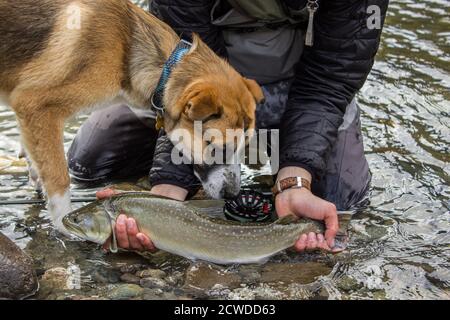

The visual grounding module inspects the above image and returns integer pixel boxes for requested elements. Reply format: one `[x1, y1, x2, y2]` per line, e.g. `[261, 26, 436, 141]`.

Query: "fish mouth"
[62, 217, 89, 241]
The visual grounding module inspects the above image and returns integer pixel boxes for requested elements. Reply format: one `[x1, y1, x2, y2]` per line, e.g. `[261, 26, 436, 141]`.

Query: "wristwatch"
[272, 177, 311, 196]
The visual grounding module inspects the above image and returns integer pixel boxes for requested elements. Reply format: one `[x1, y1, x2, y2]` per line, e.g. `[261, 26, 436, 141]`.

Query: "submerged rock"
[227, 284, 285, 300]
[184, 263, 242, 296]
[335, 275, 362, 292]
[260, 262, 332, 285]
[120, 273, 141, 285]
[40, 267, 71, 291]
[119, 264, 147, 274]
[165, 271, 184, 287]
[140, 277, 168, 290]
[108, 284, 144, 300]
[0, 232, 39, 299]
[92, 268, 121, 284]
[136, 268, 166, 279]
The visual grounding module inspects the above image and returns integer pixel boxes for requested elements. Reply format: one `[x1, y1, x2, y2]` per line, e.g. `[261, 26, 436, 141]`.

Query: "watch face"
[224, 189, 274, 223]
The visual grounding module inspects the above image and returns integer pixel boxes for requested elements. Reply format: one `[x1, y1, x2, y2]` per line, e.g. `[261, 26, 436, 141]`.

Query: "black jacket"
[149, 0, 389, 193]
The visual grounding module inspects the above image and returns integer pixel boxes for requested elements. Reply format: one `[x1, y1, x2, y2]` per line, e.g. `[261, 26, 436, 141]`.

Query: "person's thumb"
[324, 205, 339, 248]
[96, 188, 117, 200]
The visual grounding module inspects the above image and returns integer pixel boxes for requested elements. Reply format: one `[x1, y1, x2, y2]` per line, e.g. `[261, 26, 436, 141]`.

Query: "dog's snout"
[193, 164, 241, 200]
[224, 189, 239, 200]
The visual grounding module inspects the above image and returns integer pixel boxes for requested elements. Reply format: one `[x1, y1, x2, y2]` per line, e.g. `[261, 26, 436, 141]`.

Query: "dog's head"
[164, 36, 264, 199]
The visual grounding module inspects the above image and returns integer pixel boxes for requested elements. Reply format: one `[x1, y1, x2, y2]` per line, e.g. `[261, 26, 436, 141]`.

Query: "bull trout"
[63, 192, 347, 265]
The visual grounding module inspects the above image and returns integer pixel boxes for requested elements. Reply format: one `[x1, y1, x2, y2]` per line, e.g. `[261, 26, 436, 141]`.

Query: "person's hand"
[97, 188, 156, 252]
[275, 187, 341, 253]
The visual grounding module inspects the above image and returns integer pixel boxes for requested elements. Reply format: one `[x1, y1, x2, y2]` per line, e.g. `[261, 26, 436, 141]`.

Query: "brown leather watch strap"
[272, 177, 311, 196]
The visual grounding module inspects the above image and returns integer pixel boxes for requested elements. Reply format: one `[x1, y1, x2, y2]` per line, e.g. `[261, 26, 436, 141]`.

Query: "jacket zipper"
[305, 0, 319, 46]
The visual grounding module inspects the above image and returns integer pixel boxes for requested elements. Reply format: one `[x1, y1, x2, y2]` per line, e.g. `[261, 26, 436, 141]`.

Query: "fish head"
[62, 200, 113, 245]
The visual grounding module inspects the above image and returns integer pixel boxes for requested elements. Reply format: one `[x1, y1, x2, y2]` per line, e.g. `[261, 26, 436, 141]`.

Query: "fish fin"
[109, 225, 118, 253]
[274, 214, 299, 225]
[105, 200, 118, 253]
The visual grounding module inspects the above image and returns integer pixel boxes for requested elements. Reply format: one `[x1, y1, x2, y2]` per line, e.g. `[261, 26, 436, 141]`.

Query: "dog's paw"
[48, 190, 73, 233]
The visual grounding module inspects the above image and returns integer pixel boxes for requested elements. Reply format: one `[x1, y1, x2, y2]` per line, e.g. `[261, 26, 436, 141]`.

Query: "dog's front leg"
[17, 111, 71, 231]
[19, 145, 43, 194]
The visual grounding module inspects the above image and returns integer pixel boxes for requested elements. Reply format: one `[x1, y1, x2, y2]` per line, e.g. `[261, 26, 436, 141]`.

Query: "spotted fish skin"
[64, 192, 327, 265]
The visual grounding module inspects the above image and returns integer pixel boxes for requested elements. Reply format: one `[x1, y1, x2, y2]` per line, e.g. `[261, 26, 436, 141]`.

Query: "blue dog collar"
[151, 36, 193, 116]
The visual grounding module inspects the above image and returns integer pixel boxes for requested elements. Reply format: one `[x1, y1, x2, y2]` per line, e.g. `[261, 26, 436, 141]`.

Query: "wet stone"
[108, 284, 144, 300]
[120, 273, 141, 285]
[372, 290, 387, 300]
[67, 295, 108, 301]
[253, 284, 285, 300]
[140, 277, 169, 290]
[142, 288, 181, 300]
[165, 274, 181, 287]
[0, 232, 39, 299]
[335, 275, 362, 292]
[207, 284, 232, 299]
[136, 268, 166, 279]
[260, 262, 332, 285]
[119, 264, 147, 274]
[227, 284, 287, 301]
[228, 286, 256, 300]
[184, 263, 242, 295]
[237, 265, 262, 284]
[40, 267, 71, 291]
[316, 286, 330, 300]
[92, 268, 121, 284]
[286, 283, 315, 300]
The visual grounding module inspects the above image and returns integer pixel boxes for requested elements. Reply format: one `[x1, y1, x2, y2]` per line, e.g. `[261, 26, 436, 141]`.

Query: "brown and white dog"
[0, 0, 264, 229]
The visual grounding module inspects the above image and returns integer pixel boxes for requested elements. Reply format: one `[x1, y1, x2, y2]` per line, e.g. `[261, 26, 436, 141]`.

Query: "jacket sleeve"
[279, 0, 389, 180]
[149, 132, 202, 198]
[149, 0, 228, 57]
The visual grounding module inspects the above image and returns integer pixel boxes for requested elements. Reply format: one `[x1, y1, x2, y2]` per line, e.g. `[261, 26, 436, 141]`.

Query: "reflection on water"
[0, 0, 449, 300]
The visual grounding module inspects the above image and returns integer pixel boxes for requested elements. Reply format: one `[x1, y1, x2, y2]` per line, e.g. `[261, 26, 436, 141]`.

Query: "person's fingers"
[115, 214, 130, 249]
[126, 218, 144, 251]
[316, 233, 331, 251]
[294, 234, 308, 252]
[306, 232, 318, 250]
[324, 205, 339, 248]
[102, 238, 111, 251]
[96, 188, 117, 200]
[136, 233, 157, 252]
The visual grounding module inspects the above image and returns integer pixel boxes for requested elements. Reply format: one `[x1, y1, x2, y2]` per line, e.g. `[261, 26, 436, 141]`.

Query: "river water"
[0, 0, 448, 300]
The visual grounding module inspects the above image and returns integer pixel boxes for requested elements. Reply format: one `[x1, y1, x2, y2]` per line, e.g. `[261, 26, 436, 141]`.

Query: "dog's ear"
[243, 78, 265, 104]
[181, 82, 222, 121]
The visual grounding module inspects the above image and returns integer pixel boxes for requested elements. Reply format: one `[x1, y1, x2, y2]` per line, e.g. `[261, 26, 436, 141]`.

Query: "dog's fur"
[0, 0, 263, 229]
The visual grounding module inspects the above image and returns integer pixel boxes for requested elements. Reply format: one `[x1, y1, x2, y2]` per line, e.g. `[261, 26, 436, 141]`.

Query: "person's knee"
[67, 104, 157, 183]
[67, 144, 111, 183]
